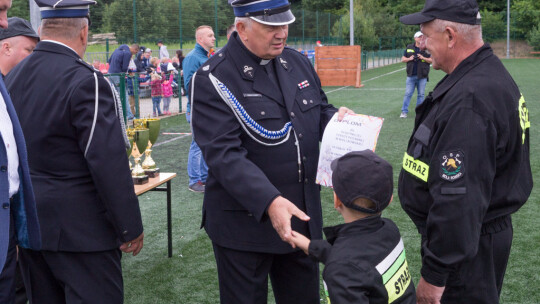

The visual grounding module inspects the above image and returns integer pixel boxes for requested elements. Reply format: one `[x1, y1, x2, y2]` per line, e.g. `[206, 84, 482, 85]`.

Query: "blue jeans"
[401, 76, 427, 114]
[186, 112, 208, 186]
[152, 96, 162, 116]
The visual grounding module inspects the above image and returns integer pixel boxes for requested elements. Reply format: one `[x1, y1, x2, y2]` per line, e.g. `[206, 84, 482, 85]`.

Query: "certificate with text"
[316, 113, 384, 187]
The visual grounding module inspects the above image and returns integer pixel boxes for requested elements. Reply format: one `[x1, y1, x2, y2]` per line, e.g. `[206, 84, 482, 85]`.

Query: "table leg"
[167, 180, 172, 258]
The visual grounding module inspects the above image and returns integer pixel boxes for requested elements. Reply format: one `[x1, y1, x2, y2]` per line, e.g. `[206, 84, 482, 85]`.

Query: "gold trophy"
[131, 128, 150, 185]
[138, 118, 161, 178]
[126, 130, 135, 170]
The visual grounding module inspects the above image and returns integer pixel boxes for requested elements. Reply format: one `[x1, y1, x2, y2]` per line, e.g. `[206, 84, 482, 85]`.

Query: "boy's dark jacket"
[309, 215, 416, 304]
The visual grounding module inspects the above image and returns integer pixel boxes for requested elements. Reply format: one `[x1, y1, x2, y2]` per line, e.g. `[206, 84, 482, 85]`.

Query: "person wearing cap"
[399, 31, 431, 119]
[5, 0, 144, 302]
[0, 17, 39, 76]
[183, 25, 215, 193]
[0, 2, 42, 303]
[398, 0, 532, 303]
[290, 150, 416, 304]
[157, 40, 169, 59]
[191, 0, 354, 302]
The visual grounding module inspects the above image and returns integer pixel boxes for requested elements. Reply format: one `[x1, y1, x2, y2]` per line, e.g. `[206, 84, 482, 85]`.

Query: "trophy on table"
[131, 128, 150, 185]
[138, 118, 161, 178]
[126, 130, 135, 170]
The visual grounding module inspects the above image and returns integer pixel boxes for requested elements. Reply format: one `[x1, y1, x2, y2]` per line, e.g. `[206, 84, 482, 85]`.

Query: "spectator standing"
[108, 43, 138, 119]
[150, 72, 163, 116]
[175, 50, 185, 95]
[142, 48, 152, 69]
[226, 24, 235, 40]
[183, 25, 215, 193]
[190, 0, 353, 302]
[162, 72, 174, 115]
[6, 0, 144, 302]
[398, 0, 532, 303]
[399, 31, 432, 118]
[291, 150, 416, 304]
[0, 17, 39, 75]
[157, 40, 169, 59]
[0, 10, 41, 304]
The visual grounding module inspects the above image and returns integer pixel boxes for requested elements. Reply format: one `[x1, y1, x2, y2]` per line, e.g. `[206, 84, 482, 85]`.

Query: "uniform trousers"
[212, 242, 320, 304]
[18, 248, 123, 304]
[422, 216, 513, 304]
[0, 212, 17, 303]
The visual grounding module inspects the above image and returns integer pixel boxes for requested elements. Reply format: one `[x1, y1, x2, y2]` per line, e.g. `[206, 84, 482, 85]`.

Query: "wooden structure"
[315, 45, 363, 88]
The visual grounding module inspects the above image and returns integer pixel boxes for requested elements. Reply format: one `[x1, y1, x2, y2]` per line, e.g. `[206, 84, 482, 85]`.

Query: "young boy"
[291, 150, 416, 304]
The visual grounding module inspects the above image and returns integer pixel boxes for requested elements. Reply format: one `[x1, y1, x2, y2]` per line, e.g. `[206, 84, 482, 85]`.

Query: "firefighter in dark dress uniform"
[398, 0, 533, 303]
[190, 0, 353, 303]
[5, 1, 144, 303]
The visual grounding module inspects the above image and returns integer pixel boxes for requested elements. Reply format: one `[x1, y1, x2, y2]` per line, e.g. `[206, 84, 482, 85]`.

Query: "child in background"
[149, 57, 161, 73]
[161, 72, 175, 115]
[150, 72, 163, 117]
[290, 150, 416, 304]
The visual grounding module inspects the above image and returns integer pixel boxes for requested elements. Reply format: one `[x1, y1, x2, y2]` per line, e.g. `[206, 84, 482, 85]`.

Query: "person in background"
[161, 72, 174, 115]
[150, 72, 163, 117]
[174, 50, 185, 96]
[183, 25, 215, 193]
[0, 17, 39, 76]
[6, 0, 144, 302]
[0, 5, 42, 304]
[142, 48, 152, 69]
[157, 40, 169, 59]
[291, 150, 416, 304]
[398, 0, 532, 303]
[226, 24, 235, 40]
[399, 31, 432, 118]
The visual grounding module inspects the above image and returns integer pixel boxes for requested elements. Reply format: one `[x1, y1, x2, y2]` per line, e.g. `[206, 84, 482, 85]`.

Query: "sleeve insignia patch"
[440, 151, 464, 182]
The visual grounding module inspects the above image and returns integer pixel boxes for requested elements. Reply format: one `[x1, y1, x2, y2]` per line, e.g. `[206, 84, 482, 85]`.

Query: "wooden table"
[134, 172, 177, 257]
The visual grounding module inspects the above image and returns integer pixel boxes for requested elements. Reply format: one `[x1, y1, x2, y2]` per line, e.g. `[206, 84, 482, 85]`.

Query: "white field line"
[154, 133, 191, 147]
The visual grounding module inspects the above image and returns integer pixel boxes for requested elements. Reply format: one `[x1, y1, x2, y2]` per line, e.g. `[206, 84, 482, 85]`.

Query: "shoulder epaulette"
[198, 50, 226, 75]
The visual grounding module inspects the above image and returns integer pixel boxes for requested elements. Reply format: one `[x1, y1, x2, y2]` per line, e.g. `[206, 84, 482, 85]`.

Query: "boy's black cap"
[0, 18, 39, 41]
[400, 0, 481, 25]
[156, 40, 163, 45]
[331, 150, 393, 214]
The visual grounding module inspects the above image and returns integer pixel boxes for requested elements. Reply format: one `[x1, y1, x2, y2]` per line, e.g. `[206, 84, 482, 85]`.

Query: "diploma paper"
[316, 113, 384, 187]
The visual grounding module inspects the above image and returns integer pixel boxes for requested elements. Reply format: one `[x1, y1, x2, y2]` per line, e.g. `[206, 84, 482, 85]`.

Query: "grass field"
[122, 59, 540, 304]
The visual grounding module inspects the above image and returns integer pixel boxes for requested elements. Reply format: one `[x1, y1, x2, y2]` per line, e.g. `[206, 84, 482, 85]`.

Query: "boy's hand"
[290, 230, 310, 255]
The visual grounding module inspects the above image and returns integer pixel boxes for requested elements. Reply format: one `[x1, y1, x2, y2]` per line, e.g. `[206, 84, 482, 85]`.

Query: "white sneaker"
[400, 112, 407, 118]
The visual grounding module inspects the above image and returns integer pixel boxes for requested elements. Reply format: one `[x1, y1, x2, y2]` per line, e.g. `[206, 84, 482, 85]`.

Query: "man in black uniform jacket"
[191, 0, 353, 303]
[6, 0, 144, 303]
[398, 0, 532, 303]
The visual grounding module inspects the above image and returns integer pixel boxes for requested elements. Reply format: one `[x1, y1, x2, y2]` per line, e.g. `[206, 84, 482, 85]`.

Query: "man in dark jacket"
[191, 1, 353, 302]
[6, 0, 144, 302]
[400, 31, 432, 118]
[399, 0, 532, 303]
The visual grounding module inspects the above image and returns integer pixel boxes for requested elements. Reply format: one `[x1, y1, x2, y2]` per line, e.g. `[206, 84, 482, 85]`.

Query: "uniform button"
[290, 112, 295, 118]
[309, 100, 313, 104]
[2, 203, 9, 209]
[247, 213, 253, 217]
[123, 230, 128, 235]
[0, 166, 6, 172]
[298, 133, 303, 139]
[304, 178, 309, 184]
[261, 111, 265, 116]
[219, 53, 223, 57]
[302, 156, 307, 162]
[303, 99, 307, 105]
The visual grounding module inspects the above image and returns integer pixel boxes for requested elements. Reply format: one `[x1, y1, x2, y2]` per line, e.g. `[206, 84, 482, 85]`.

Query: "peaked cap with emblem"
[35, 0, 96, 20]
[229, 0, 295, 26]
[400, 0, 481, 25]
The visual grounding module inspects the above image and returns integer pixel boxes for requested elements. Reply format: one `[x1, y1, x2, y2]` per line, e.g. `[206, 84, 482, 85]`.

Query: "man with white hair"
[398, 0, 532, 303]
[191, 0, 353, 302]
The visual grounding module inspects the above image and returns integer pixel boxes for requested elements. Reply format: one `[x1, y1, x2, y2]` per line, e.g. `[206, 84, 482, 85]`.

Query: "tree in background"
[8, 1, 30, 20]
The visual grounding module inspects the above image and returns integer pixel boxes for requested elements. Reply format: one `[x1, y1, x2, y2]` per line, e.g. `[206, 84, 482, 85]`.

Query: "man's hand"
[416, 277, 445, 304]
[267, 196, 310, 247]
[120, 232, 144, 256]
[337, 106, 355, 121]
[290, 230, 310, 255]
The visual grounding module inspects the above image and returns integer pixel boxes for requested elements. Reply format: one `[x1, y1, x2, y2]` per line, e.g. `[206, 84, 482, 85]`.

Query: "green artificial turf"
[123, 59, 540, 303]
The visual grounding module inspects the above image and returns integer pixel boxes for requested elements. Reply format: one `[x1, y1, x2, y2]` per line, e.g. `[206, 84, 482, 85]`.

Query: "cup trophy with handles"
[126, 132, 134, 171]
[140, 118, 161, 178]
[131, 128, 150, 185]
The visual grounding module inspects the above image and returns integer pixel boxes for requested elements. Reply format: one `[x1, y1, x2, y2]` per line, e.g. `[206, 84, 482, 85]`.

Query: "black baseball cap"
[331, 150, 393, 214]
[0, 18, 39, 41]
[400, 0, 481, 25]
[229, 0, 295, 26]
[156, 40, 163, 45]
